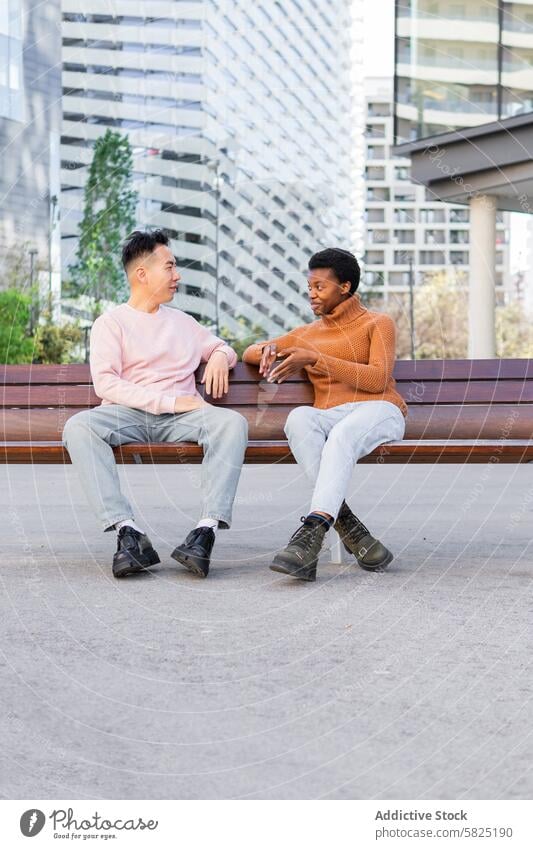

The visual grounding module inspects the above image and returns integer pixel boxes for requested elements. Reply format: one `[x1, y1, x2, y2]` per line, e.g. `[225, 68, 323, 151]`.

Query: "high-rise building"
[364, 77, 510, 300]
[395, 0, 533, 144]
[60, 0, 361, 336]
[0, 0, 62, 288]
[393, 0, 533, 355]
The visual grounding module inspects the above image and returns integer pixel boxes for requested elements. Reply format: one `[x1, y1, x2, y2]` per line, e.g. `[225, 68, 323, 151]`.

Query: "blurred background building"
[0, 0, 62, 309]
[391, 0, 533, 356]
[395, 0, 533, 142]
[60, 0, 363, 337]
[364, 76, 510, 301]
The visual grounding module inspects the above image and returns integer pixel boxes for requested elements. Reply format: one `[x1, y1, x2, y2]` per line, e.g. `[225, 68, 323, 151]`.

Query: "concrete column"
[468, 194, 497, 358]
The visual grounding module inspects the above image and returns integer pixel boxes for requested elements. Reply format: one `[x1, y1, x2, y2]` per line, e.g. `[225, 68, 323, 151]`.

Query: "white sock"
[195, 517, 218, 533]
[115, 519, 145, 535]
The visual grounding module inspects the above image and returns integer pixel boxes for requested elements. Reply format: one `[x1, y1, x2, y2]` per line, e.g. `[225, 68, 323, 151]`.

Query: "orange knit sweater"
[243, 295, 407, 416]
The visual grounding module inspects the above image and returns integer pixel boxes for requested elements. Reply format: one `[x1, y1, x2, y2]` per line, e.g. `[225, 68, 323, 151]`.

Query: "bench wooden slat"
[393, 380, 533, 404]
[2, 359, 532, 383]
[2, 379, 533, 408]
[2, 439, 531, 465]
[2, 403, 533, 441]
[392, 358, 533, 380]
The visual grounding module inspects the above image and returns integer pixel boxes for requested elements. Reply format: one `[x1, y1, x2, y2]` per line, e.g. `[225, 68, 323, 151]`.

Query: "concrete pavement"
[1, 462, 532, 799]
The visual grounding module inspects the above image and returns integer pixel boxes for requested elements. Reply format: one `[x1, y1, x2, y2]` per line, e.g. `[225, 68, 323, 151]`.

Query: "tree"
[384, 270, 468, 359]
[33, 314, 83, 364]
[68, 130, 137, 318]
[0, 289, 34, 363]
[219, 320, 267, 358]
[383, 270, 533, 359]
[496, 301, 533, 357]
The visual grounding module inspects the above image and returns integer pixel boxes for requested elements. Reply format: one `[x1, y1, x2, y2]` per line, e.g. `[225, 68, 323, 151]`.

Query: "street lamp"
[206, 158, 221, 336]
[408, 256, 416, 360]
[48, 193, 58, 316]
[28, 248, 38, 335]
[204, 141, 237, 337]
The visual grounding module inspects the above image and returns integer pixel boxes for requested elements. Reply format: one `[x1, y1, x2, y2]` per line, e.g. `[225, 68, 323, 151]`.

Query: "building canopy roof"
[393, 113, 533, 213]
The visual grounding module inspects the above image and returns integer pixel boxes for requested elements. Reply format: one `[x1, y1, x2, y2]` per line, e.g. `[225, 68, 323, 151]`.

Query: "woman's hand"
[259, 343, 278, 377]
[267, 347, 318, 383]
[202, 349, 229, 399]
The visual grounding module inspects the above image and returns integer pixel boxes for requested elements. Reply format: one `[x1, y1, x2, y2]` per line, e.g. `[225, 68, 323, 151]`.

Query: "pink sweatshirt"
[90, 303, 237, 414]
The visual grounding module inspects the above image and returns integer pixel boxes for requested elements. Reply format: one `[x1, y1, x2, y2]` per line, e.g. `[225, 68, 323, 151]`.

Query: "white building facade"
[364, 77, 510, 300]
[0, 0, 62, 296]
[60, 0, 362, 336]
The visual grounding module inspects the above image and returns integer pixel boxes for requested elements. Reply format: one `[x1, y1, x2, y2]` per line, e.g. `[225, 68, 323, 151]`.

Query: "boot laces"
[289, 517, 325, 553]
[337, 510, 369, 545]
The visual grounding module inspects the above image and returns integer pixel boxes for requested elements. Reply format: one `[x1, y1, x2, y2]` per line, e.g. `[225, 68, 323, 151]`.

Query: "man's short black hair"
[121, 229, 169, 270]
[308, 247, 360, 295]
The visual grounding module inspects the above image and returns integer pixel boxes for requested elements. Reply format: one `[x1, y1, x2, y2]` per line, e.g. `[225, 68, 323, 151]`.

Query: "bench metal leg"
[329, 528, 345, 564]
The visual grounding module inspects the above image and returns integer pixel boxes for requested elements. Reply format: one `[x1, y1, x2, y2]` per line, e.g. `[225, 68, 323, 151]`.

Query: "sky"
[363, 0, 395, 78]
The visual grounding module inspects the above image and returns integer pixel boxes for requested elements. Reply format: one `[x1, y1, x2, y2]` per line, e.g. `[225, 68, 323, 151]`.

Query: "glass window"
[368, 229, 388, 244]
[394, 229, 415, 244]
[425, 229, 445, 244]
[450, 251, 468, 265]
[449, 208, 469, 222]
[394, 187, 416, 202]
[395, 0, 500, 142]
[394, 207, 415, 223]
[394, 250, 414, 264]
[365, 250, 385, 264]
[366, 165, 385, 180]
[419, 208, 445, 223]
[0, 0, 23, 121]
[389, 271, 411, 285]
[366, 208, 385, 223]
[394, 166, 410, 181]
[450, 229, 469, 244]
[419, 250, 445, 264]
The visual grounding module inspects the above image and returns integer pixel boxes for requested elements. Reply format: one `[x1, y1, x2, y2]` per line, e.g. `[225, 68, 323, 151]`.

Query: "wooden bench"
[2, 358, 531, 564]
[1, 359, 532, 465]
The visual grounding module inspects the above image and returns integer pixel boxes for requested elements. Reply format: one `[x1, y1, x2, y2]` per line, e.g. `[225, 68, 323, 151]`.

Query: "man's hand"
[202, 349, 229, 399]
[267, 347, 318, 383]
[174, 395, 207, 413]
[259, 342, 278, 376]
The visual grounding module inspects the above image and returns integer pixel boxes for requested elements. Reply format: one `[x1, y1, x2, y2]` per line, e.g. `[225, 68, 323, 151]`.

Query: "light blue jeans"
[284, 400, 406, 519]
[62, 404, 248, 531]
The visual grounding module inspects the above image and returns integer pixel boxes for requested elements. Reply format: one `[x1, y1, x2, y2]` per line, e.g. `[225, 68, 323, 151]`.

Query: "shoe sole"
[113, 547, 160, 578]
[171, 546, 209, 578]
[269, 559, 316, 582]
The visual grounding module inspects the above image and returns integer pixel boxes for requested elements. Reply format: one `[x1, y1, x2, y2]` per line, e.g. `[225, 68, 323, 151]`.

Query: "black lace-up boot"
[270, 516, 328, 582]
[334, 501, 393, 571]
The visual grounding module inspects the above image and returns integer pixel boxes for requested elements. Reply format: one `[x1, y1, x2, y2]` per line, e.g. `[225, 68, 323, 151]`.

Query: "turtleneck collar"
[321, 293, 366, 326]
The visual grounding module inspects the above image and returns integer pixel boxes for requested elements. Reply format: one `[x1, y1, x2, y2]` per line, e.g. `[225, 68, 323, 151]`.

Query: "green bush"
[0, 289, 34, 363]
[33, 320, 83, 364]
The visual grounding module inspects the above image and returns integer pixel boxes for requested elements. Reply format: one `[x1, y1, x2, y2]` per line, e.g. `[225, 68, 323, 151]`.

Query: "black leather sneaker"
[269, 516, 328, 582]
[112, 526, 160, 578]
[171, 526, 215, 578]
[334, 501, 393, 571]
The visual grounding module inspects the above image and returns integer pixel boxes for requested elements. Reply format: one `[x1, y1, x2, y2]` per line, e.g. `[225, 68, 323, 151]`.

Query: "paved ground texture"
[1, 461, 532, 800]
